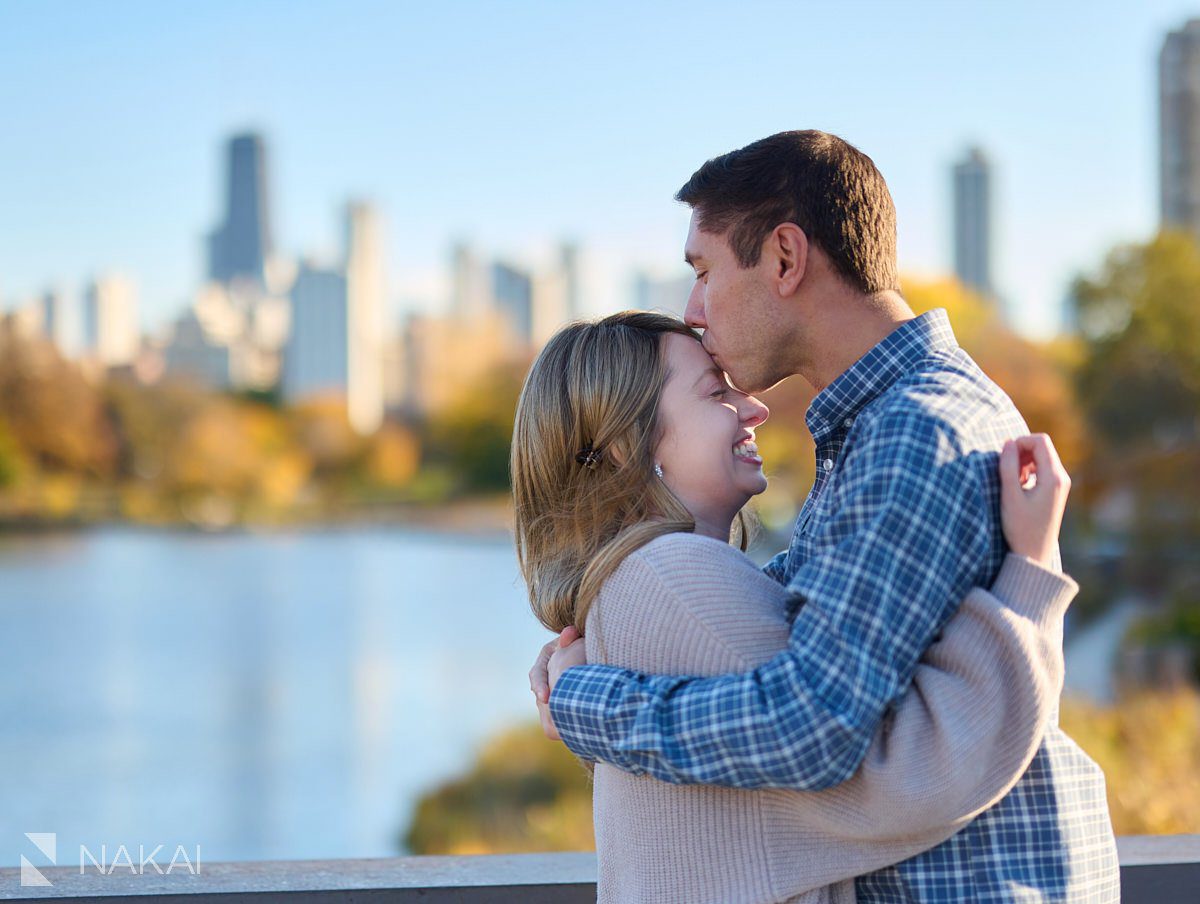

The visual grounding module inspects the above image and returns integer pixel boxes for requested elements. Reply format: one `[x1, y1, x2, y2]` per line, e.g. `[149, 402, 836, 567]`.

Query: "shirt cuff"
[548, 663, 640, 766]
[990, 552, 1079, 632]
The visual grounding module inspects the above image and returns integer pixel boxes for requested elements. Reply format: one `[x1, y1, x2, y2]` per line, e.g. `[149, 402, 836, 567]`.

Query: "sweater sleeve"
[590, 541, 1074, 865]
[776, 552, 1073, 852]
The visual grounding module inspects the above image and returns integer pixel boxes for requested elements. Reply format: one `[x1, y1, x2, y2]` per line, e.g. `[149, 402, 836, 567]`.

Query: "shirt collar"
[805, 308, 959, 440]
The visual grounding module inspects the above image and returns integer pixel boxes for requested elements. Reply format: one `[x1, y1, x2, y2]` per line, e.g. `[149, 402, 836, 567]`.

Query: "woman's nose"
[739, 394, 769, 429]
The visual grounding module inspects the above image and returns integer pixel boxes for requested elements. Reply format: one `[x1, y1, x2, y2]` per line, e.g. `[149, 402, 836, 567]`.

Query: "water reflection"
[0, 528, 548, 864]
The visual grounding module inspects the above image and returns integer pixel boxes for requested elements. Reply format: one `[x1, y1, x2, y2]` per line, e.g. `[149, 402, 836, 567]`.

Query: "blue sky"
[1, 0, 1196, 337]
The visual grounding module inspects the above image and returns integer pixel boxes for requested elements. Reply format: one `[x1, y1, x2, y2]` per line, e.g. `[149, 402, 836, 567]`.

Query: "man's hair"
[675, 130, 899, 294]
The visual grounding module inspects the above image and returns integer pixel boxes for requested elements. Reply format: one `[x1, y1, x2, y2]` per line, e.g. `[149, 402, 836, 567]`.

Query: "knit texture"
[585, 533, 1074, 904]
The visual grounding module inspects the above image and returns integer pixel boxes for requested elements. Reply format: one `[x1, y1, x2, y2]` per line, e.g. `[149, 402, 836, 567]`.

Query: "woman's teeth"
[733, 438, 762, 463]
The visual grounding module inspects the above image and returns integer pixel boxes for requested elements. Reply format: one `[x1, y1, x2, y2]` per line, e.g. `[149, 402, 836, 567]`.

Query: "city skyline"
[0, 128, 582, 432]
[2, 1, 1198, 339]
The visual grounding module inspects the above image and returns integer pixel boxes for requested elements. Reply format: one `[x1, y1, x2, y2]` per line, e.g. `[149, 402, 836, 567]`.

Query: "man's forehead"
[683, 231, 709, 264]
[683, 216, 723, 262]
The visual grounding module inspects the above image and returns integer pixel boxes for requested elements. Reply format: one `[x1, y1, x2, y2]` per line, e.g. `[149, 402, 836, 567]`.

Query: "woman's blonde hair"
[511, 310, 747, 634]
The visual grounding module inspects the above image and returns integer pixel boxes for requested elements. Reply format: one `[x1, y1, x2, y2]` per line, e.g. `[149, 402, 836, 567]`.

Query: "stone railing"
[2, 836, 1198, 901]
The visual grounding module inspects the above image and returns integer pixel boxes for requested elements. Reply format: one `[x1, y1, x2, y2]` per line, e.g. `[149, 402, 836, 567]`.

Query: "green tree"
[1070, 231, 1200, 598]
[1073, 231, 1200, 449]
[403, 722, 593, 855]
[424, 360, 530, 493]
[0, 417, 22, 489]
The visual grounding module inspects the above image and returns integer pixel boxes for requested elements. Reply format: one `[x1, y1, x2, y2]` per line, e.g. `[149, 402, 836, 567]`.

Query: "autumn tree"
[1070, 231, 1200, 599]
[403, 722, 593, 855]
[0, 327, 116, 478]
[425, 358, 531, 493]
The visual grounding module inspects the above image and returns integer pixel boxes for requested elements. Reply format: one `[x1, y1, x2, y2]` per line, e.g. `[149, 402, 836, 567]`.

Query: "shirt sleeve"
[784, 554, 1074, 849]
[549, 408, 993, 789]
[761, 549, 789, 585]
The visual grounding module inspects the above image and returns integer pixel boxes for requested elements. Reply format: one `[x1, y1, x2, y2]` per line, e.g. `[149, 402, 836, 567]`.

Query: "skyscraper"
[1160, 20, 1200, 236]
[163, 308, 235, 390]
[282, 263, 349, 401]
[39, 288, 78, 356]
[282, 203, 385, 435]
[491, 260, 533, 343]
[633, 270, 693, 319]
[450, 242, 490, 318]
[952, 146, 994, 299]
[560, 242, 581, 321]
[83, 275, 139, 366]
[345, 202, 385, 436]
[208, 133, 272, 286]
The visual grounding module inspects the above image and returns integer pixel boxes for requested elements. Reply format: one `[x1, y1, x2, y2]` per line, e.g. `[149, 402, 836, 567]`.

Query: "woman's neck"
[691, 514, 734, 543]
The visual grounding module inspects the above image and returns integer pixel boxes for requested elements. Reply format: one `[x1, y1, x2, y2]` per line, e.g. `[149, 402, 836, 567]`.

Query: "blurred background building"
[83, 274, 139, 368]
[208, 133, 273, 289]
[952, 146, 995, 304]
[1159, 19, 1200, 237]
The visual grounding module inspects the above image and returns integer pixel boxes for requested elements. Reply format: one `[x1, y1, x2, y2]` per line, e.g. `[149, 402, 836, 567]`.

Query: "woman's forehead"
[663, 333, 718, 382]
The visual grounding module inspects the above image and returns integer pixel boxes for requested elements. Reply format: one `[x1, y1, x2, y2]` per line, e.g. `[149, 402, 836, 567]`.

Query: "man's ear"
[771, 223, 808, 296]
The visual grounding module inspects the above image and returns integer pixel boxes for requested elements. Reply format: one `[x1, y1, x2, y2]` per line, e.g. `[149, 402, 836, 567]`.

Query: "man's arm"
[761, 549, 789, 584]
[549, 409, 992, 790]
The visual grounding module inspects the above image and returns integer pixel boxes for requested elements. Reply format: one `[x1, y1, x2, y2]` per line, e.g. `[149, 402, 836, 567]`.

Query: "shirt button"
[823, 459, 834, 472]
[844, 418, 855, 428]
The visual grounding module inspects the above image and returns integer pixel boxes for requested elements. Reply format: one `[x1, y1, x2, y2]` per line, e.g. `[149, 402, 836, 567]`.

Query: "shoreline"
[0, 497, 516, 541]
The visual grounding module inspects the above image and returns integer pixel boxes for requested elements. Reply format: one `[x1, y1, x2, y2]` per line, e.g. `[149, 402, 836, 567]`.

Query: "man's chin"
[725, 368, 778, 395]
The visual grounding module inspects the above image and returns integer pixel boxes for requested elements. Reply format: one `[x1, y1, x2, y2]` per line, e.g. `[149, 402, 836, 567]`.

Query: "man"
[531, 131, 1118, 900]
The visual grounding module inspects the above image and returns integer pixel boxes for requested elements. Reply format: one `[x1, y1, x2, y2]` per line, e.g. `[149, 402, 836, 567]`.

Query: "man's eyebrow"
[684, 250, 704, 267]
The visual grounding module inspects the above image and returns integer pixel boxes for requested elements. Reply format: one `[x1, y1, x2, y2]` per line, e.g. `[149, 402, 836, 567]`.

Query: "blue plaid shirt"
[551, 310, 1119, 900]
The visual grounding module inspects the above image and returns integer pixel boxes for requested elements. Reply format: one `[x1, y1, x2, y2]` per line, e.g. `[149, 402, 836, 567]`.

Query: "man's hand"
[529, 625, 587, 741]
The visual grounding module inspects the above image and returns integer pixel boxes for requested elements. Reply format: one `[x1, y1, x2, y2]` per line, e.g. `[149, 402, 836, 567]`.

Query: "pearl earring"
[654, 463, 664, 479]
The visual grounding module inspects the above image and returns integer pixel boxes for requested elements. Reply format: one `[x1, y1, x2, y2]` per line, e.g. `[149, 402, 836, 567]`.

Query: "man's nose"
[683, 281, 706, 329]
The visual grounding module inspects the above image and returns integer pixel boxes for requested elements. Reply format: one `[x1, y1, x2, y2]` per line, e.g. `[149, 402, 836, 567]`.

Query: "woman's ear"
[772, 223, 808, 296]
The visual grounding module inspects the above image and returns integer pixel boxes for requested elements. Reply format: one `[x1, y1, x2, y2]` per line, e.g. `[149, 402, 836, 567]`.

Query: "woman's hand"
[999, 434, 1071, 569]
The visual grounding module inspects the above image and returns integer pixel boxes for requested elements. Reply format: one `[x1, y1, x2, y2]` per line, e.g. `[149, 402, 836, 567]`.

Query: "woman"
[514, 311, 1086, 903]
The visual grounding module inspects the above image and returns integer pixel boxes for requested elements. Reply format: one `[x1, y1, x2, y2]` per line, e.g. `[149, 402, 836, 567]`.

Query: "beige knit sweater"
[584, 532, 1075, 904]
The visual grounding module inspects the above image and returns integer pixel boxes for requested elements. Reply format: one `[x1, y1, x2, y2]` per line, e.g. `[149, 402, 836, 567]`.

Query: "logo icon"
[21, 832, 56, 887]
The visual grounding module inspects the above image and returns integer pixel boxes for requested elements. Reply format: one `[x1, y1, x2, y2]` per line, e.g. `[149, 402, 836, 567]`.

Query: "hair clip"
[575, 445, 602, 469]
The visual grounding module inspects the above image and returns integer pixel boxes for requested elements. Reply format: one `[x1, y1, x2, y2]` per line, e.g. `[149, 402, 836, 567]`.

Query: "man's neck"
[799, 289, 915, 393]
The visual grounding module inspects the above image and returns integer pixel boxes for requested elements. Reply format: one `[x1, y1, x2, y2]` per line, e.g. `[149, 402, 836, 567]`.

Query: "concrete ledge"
[2, 837, 1198, 902]
[1118, 834, 1200, 900]
[0, 853, 597, 903]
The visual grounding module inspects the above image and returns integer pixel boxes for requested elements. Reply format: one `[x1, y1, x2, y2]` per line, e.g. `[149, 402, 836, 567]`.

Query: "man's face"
[682, 211, 792, 394]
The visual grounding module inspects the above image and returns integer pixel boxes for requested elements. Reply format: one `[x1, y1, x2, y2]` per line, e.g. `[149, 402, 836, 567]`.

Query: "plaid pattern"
[551, 309, 1119, 900]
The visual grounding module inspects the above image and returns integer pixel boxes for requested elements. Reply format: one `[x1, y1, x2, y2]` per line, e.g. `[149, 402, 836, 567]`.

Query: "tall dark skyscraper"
[208, 133, 272, 286]
[952, 146, 994, 300]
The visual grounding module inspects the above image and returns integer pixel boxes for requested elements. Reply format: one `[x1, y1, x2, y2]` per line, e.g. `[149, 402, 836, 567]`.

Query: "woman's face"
[654, 333, 770, 538]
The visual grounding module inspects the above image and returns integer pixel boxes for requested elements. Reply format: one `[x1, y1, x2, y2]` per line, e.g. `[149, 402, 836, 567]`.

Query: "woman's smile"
[732, 435, 762, 466]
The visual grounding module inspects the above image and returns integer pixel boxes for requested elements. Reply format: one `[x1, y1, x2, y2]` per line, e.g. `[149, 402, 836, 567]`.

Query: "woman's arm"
[785, 552, 1072, 846]
[796, 433, 1075, 846]
[585, 537, 1074, 892]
